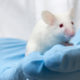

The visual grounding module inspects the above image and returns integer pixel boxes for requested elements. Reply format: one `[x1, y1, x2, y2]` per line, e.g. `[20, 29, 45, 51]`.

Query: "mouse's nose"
[65, 29, 75, 37]
[70, 31, 75, 37]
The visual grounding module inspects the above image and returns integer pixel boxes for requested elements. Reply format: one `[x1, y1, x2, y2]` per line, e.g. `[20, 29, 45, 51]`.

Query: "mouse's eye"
[71, 21, 74, 25]
[59, 24, 64, 28]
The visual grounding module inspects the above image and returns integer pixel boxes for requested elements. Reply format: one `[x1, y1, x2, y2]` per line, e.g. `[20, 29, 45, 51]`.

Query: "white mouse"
[26, 9, 75, 55]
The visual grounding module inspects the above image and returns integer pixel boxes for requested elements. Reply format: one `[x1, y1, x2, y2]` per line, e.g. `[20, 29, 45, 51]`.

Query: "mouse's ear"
[42, 11, 56, 25]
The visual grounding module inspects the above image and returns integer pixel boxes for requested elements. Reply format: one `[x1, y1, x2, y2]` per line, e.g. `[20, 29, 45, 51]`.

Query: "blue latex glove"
[0, 29, 80, 80]
[0, 38, 27, 80]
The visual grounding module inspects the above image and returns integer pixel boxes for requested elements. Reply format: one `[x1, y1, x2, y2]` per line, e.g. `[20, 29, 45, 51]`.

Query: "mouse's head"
[42, 9, 75, 42]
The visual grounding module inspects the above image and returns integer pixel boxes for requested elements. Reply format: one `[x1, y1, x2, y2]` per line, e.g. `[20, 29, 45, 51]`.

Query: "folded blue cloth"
[0, 29, 80, 80]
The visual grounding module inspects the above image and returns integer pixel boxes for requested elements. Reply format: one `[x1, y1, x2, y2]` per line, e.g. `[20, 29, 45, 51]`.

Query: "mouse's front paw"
[62, 42, 73, 46]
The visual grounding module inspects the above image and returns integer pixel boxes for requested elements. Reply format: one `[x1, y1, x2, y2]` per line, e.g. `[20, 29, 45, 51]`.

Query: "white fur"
[26, 9, 75, 55]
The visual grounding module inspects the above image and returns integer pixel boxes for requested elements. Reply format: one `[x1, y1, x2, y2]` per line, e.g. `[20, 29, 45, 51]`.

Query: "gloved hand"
[0, 30, 80, 80]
